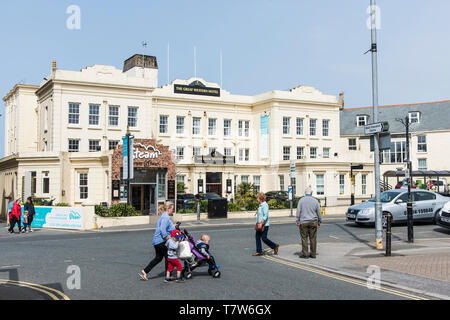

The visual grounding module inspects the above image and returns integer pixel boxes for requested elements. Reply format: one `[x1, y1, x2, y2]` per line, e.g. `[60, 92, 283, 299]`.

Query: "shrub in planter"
[245, 200, 259, 211]
[268, 199, 284, 210]
[200, 200, 209, 213]
[55, 203, 70, 207]
[95, 205, 108, 217]
[108, 204, 139, 217]
[227, 202, 241, 212]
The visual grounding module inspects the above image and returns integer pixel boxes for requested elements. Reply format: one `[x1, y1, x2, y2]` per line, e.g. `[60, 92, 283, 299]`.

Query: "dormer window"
[356, 115, 368, 127]
[409, 112, 420, 124]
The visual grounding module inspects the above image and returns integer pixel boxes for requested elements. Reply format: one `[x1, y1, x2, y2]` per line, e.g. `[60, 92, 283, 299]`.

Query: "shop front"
[111, 139, 175, 215]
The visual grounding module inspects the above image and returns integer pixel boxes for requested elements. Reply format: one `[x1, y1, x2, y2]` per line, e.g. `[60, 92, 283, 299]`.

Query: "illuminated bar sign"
[174, 81, 220, 97]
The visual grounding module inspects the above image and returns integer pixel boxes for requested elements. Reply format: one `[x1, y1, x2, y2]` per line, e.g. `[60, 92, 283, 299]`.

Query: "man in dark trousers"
[296, 187, 322, 259]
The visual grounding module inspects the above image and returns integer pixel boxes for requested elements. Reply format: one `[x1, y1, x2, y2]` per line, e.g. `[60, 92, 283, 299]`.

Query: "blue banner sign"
[20, 207, 83, 230]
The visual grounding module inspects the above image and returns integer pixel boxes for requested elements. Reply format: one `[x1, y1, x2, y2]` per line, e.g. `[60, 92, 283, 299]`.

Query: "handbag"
[255, 222, 265, 233]
[178, 241, 192, 260]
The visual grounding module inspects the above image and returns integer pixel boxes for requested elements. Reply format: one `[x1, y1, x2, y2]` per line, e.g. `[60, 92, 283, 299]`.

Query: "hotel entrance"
[206, 172, 223, 196]
[130, 184, 156, 215]
[111, 139, 176, 215]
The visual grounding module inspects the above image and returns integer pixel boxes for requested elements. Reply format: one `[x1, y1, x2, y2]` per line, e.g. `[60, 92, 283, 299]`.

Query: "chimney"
[339, 92, 344, 110]
[52, 60, 57, 73]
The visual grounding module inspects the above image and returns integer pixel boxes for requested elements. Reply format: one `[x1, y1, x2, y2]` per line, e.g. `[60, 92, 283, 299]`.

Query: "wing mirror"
[395, 199, 404, 204]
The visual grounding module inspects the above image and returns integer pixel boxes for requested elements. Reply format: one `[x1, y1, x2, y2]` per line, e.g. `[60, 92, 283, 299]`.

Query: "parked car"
[346, 189, 450, 226]
[436, 201, 450, 230]
[197, 193, 227, 201]
[176, 194, 198, 210]
[265, 191, 299, 202]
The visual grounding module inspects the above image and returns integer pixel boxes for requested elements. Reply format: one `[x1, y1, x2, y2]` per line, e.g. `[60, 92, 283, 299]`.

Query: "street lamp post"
[396, 116, 414, 243]
[369, 0, 383, 250]
[404, 117, 414, 243]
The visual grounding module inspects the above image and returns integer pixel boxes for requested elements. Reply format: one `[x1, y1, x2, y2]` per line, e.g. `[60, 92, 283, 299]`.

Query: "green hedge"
[95, 204, 140, 217]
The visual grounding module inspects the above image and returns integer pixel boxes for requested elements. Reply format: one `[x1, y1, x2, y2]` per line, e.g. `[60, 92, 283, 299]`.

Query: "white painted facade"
[7, 54, 450, 218]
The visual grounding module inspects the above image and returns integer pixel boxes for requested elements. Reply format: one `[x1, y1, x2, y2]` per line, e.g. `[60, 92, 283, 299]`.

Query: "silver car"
[346, 189, 450, 226]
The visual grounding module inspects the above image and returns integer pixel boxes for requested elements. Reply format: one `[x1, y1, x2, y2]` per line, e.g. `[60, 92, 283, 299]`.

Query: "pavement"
[272, 228, 450, 300]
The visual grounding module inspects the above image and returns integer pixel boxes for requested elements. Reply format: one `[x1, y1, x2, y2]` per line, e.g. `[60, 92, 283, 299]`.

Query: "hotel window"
[418, 159, 427, 171]
[109, 106, 119, 127]
[89, 104, 100, 126]
[176, 175, 185, 185]
[357, 115, 368, 127]
[68, 139, 80, 152]
[362, 174, 367, 195]
[296, 118, 304, 135]
[176, 116, 185, 134]
[283, 117, 291, 135]
[224, 148, 232, 156]
[279, 175, 285, 191]
[418, 135, 427, 152]
[176, 147, 185, 160]
[297, 147, 305, 159]
[316, 174, 325, 196]
[323, 148, 330, 159]
[31, 172, 37, 195]
[192, 117, 201, 135]
[253, 176, 261, 193]
[208, 118, 217, 136]
[349, 138, 357, 150]
[224, 119, 232, 137]
[322, 120, 330, 137]
[310, 119, 317, 136]
[193, 147, 201, 157]
[79, 173, 88, 200]
[42, 171, 50, 194]
[239, 149, 249, 161]
[128, 107, 138, 128]
[291, 177, 296, 196]
[109, 140, 120, 151]
[283, 146, 291, 161]
[339, 174, 345, 195]
[241, 176, 249, 184]
[89, 140, 101, 152]
[160, 115, 168, 134]
[239, 120, 249, 137]
[68, 103, 80, 125]
[381, 141, 406, 164]
[310, 147, 317, 159]
[158, 173, 166, 198]
[409, 112, 420, 124]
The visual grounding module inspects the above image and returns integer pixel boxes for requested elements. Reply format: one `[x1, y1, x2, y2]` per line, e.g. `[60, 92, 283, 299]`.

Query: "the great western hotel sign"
[174, 81, 220, 97]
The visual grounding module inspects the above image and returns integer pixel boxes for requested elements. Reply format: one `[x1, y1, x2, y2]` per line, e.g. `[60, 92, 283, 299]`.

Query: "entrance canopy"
[383, 170, 450, 177]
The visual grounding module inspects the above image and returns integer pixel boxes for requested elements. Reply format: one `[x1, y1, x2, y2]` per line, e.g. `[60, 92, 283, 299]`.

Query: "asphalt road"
[1, 218, 448, 300]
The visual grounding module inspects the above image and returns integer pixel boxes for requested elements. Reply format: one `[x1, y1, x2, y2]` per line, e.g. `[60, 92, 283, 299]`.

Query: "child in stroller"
[180, 229, 221, 279]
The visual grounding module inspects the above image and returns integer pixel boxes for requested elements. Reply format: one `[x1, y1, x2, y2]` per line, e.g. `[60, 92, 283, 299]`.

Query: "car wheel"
[433, 210, 440, 225]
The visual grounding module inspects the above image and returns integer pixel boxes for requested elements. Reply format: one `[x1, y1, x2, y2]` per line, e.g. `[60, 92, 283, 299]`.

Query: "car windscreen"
[369, 191, 400, 203]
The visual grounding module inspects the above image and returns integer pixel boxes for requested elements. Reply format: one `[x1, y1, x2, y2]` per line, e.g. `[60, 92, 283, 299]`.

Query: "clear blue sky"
[1, 0, 449, 157]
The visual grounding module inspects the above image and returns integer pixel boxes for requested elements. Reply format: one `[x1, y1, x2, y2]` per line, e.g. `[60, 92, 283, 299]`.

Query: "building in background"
[3, 53, 449, 219]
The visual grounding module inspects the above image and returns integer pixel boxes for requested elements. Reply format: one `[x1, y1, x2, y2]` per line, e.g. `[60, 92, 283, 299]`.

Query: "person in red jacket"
[8, 199, 22, 234]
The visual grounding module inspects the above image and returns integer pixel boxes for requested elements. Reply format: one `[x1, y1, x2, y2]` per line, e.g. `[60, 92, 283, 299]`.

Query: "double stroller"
[179, 228, 221, 280]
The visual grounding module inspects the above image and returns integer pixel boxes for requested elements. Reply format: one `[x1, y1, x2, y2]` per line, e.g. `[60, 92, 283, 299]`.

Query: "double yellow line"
[262, 251, 428, 300]
[0, 279, 70, 300]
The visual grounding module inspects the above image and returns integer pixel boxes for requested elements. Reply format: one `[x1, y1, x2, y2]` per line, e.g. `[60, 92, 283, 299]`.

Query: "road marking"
[329, 235, 339, 239]
[0, 279, 70, 300]
[261, 255, 428, 300]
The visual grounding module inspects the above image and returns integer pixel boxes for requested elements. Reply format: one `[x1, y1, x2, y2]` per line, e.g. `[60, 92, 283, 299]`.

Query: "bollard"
[385, 213, 392, 257]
